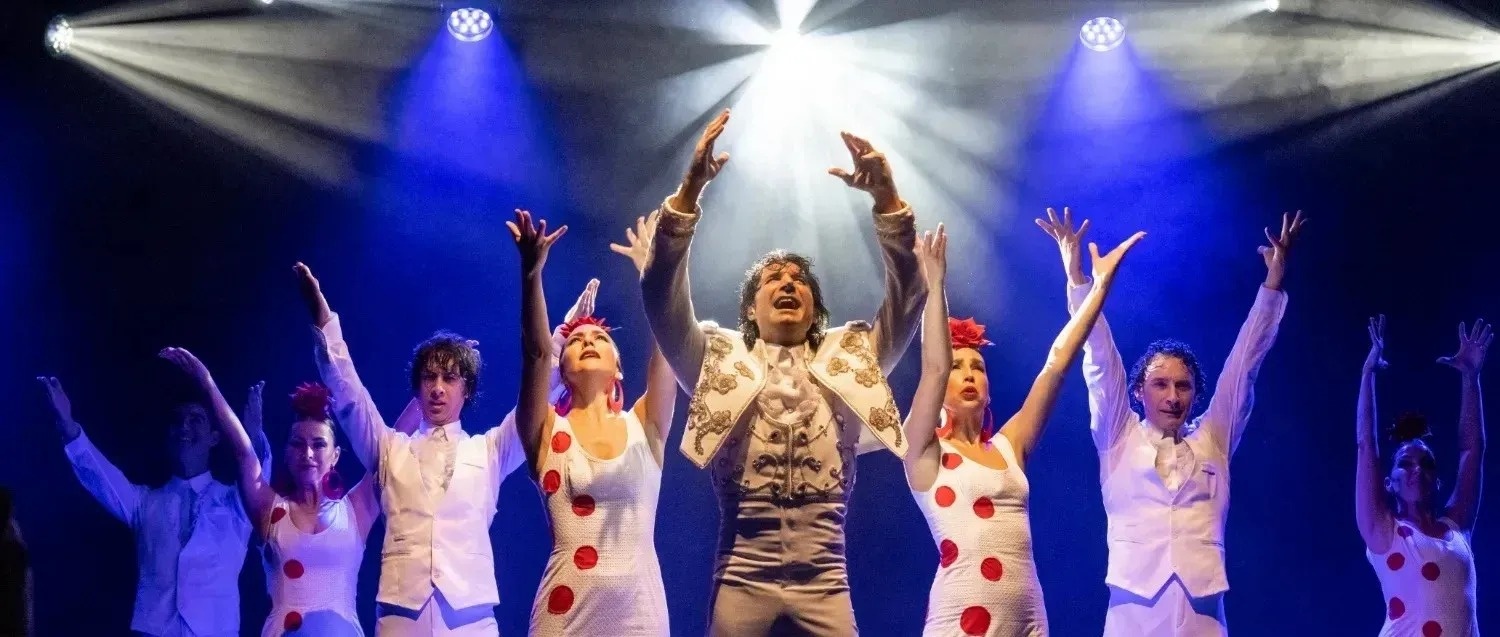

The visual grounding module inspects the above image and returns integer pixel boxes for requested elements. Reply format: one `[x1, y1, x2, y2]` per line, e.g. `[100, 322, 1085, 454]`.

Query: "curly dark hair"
[409, 331, 481, 399]
[1389, 410, 1438, 471]
[1128, 339, 1208, 415]
[738, 250, 831, 350]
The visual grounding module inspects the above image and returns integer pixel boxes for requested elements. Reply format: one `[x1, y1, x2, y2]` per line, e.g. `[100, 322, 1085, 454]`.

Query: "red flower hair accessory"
[948, 317, 992, 350]
[290, 382, 333, 421]
[558, 316, 611, 341]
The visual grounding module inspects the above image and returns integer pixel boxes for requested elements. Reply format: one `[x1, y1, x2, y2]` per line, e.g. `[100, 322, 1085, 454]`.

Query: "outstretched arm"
[1199, 212, 1302, 457]
[1440, 319, 1490, 532]
[39, 377, 147, 527]
[297, 262, 391, 470]
[902, 226, 951, 493]
[159, 349, 277, 533]
[1356, 316, 1396, 553]
[643, 112, 730, 391]
[828, 132, 925, 372]
[1001, 231, 1145, 470]
[510, 209, 567, 478]
[1040, 209, 1138, 451]
[614, 213, 678, 462]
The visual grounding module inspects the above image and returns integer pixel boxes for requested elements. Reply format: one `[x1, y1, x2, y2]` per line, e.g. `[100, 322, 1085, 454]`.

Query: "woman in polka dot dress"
[510, 210, 676, 636]
[903, 223, 1141, 637]
[158, 350, 419, 636]
[1356, 316, 1488, 637]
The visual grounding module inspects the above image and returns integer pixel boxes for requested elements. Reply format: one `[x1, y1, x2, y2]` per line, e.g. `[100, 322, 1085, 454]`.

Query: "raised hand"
[1366, 315, 1389, 372]
[1259, 210, 1306, 291]
[158, 347, 213, 387]
[675, 110, 731, 207]
[1088, 231, 1147, 284]
[914, 224, 948, 286]
[292, 262, 333, 328]
[244, 381, 265, 433]
[828, 132, 901, 213]
[36, 376, 80, 439]
[1437, 319, 1492, 376]
[563, 278, 600, 323]
[608, 211, 659, 275]
[507, 209, 567, 278]
[1034, 207, 1091, 287]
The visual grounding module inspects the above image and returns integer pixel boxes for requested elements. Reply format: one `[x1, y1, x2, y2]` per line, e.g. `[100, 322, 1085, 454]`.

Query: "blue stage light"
[1079, 17, 1125, 53]
[448, 8, 493, 43]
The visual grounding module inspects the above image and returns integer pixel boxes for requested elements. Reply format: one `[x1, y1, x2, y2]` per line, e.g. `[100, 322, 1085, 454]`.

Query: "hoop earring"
[608, 379, 625, 413]
[554, 386, 573, 417]
[320, 469, 346, 500]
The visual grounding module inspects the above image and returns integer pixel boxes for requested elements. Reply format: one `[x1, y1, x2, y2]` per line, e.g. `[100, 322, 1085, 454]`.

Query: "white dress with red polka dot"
[530, 410, 668, 636]
[912, 434, 1047, 637]
[259, 495, 365, 637]
[1365, 517, 1477, 637]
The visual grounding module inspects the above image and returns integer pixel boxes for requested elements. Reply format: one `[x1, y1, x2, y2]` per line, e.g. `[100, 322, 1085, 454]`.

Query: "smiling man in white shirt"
[38, 374, 270, 637]
[1040, 209, 1304, 636]
[294, 263, 525, 636]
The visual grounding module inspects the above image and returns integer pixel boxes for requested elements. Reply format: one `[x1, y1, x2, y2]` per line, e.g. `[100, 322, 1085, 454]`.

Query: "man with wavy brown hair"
[640, 109, 925, 636]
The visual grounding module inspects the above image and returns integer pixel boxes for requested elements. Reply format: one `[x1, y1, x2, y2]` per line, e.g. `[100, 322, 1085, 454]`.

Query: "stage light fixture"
[1079, 17, 1125, 52]
[45, 16, 73, 57]
[1265, 0, 1280, 12]
[448, 8, 493, 42]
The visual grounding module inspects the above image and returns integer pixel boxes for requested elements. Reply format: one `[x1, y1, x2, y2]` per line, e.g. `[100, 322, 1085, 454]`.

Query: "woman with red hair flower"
[511, 210, 677, 635]
[158, 348, 418, 636]
[903, 221, 1143, 636]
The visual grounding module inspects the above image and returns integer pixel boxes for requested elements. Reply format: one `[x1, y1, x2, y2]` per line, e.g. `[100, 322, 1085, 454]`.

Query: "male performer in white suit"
[1043, 211, 1304, 636]
[294, 263, 524, 636]
[38, 374, 269, 637]
[640, 109, 925, 636]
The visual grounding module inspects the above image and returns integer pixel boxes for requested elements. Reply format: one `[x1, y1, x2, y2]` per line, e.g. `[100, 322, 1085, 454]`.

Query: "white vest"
[137, 482, 247, 636]
[1101, 422, 1230, 598]
[374, 429, 504, 610]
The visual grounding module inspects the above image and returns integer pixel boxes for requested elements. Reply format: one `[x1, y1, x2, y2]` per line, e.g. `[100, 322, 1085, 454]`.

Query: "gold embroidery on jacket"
[838, 331, 904, 445]
[688, 333, 740, 454]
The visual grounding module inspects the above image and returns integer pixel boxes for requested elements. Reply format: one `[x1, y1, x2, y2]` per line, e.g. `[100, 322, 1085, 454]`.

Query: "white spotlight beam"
[70, 47, 356, 185]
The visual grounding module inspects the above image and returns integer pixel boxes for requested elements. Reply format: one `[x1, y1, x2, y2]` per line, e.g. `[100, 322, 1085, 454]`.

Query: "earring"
[608, 379, 625, 412]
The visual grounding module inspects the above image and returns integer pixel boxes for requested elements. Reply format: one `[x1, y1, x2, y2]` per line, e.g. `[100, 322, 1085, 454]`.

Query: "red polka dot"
[283, 559, 304, 579]
[573, 546, 598, 570]
[1398, 525, 1414, 538]
[942, 453, 963, 469]
[546, 585, 574, 614]
[541, 470, 561, 495]
[972, 497, 995, 519]
[571, 495, 596, 517]
[270, 507, 287, 524]
[939, 539, 959, 568]
[283, 611, 303, 631]
[1387, 597, 1405, 620]
[981, 557, 1004, 581]
[551, 431, 572, 453]
[1387, 553, 1406, 570]
[934, 486, 956, 507]
[959, 606, 991, 635]
[1423, 621, 1443, 637]
[1422, 562, 1441, 581]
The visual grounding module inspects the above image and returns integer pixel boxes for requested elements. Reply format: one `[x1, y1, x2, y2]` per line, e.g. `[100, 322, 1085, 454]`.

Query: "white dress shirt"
[314, 313, 525, 613]
[64, 428, 270, 637]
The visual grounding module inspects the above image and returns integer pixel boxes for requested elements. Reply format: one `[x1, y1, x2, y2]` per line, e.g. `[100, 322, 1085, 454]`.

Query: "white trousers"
[375, 590, 498, 637]
[1103, 576, 1226, 637]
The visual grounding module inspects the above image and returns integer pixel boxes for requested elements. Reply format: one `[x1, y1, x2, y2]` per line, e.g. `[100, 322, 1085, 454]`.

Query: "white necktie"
[178, 486, 198, 546]
[1155, 438, 1180, 491]
[422, 426, 455, 498]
